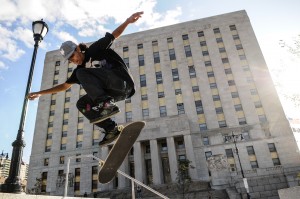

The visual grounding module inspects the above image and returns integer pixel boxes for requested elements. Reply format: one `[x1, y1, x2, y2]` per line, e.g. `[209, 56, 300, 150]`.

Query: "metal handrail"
[64, 154, 169, 199]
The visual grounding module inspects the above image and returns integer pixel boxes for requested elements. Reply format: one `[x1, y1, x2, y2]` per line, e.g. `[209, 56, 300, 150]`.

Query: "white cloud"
[0, 61, 8, 70]
[53, 30, 78, 44]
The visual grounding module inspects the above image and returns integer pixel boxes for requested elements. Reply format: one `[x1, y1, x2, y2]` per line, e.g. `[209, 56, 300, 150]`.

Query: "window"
[239, 55, 247, 60]
[268, 143, 277, 152]
[192, 86, 199, 92]
[250, 161, 259, 169]
[210, 83, 217, 89]
[216, 107, 223, 114]
[142, 109, 149, 118]
[177, 103, 185, 115]
[172, 68, 179, 81]
[159, 106, 167, 117]
[60, 156, 65, 164]
[53, 80, 58, 85]
[76, 141, 82, 149]
[231, 92, 239, 98]
[216, 38, 223, 43]
[76, 154, 81, 162]
[51, 100, 56, 105]
[200, 41, 207, 46]
[141, 94, 148, 101]
[205, 61, 212, 66]
[233, 35, 240, 40]
[123, 57, 129, 67]
[254, 101, 262, 108]
[137, 43, 143, 49]
[242, 65, 250, 71]
[203, 137, 209, 145]
[145, 144, 151, 154]
[62, 131, 67, 137]
[60, 144, 66, 150]
[175, 89, 182, 95]
[222, 58, 229, 63]
[156, 71, 163, 84]
[272, 158, 281, 166]
[74, 182, 80, 191]
[225, 68, 232, 74]
[229, 25, 236, 31]
[228, 80, 235, 86]
[188, 66, 196, 78]
[48, 122, 53, 128]
[184, 45, 192, 57]
[169, 49, 176, 60]
[207, 71, 214, 77]
[78, 117, 84, 123]
[140, 74, 146, 87]
[179, 155, 186, 160]
[199, 123, 207, 131]
[161, 142, 168, 151]
[195, 100, 204, 114]
[158, 92, 165, 98]
[250, 89, 258, 95]
[219, 47, 226, 53]
[225, 149, 234, 158]
[50, 110, 55, 116]
[54, 70, 59, 75]
[219, 120, 227, 128]
[45, 146, 51, 152]
[75, 168, 80, 176]
[234, 104, 243, 111]
[212, 95, 220, 101]
[167, 37, 173, 43]
[65, 97, 70, 102]
[202, 51, 209, 56]
[182, 34, 189, 40]
[92, 166, 98, 175]
[153, 52, 160, 63]
[138, 55, 144, 66]
[236, 44, 243, 50]
[258, 115, 267, 122]
[67, 68, 72, 72]
[213, 28, 220, 33]
[46, 133, 52, 140]
[44, 158, 49, 166]
[123, 46, 128, 52]
[238, 118, 247, 125]
[205, 151, 212, 159]
[64, 108, 69, 114]
[247, 146, 255, 155]
[77, 129, 83, 135]
[177, 140, 185, 149]
[152, 40, 158, 46]
[63, 120, 68, 125]
[55, 61, 60, 66]
[198, 31, 204, 37]
[125, 98, 131, 103]
[41, 172, 48, 192]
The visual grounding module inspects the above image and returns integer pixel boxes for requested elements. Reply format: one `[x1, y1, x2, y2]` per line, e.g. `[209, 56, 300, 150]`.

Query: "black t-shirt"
[66, 32, 116, 84]
[65, 32, 135, 98]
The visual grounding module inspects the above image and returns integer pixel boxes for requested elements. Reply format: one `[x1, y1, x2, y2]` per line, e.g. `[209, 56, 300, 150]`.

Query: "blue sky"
[0, 0, 299, 163]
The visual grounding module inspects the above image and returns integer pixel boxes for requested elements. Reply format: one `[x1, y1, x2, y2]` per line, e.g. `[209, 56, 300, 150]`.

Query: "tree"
[176, 159, 194, 199]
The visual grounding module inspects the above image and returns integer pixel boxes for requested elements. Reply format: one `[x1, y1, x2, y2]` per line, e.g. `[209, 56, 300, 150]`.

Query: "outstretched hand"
[27, 92, 41, 100]
[127, 11, 144, 24]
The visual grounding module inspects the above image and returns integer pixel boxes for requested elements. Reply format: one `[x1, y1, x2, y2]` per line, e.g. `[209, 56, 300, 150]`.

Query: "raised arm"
[28, 83, 72, 100]
[112, 11, 143, 39]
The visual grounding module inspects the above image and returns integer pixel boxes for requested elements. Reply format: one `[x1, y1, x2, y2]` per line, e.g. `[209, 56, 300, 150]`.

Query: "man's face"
[68, 47, 84, 65]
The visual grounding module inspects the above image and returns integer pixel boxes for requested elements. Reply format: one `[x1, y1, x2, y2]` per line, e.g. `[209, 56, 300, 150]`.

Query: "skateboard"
[98, 121, 145, 184]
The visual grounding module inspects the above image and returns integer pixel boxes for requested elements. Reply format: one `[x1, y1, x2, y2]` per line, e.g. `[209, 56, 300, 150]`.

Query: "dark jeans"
[76, 67, 132, 131]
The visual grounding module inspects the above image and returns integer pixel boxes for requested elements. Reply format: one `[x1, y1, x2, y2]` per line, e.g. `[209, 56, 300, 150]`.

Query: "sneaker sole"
[90, 109, 120, 124]
[99, 132, 121, 147]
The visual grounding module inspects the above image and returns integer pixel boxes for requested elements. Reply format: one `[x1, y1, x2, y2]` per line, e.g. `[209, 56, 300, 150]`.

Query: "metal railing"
[64, 154, 169, 199]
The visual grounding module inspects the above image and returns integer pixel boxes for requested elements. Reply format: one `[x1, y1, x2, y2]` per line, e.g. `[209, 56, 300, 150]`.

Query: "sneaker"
[90, 100, 120, 124]
[99, 125, 124, 146]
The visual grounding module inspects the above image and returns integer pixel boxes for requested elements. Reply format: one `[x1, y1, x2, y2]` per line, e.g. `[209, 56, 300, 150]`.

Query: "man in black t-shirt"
[28, 12, 143, 146]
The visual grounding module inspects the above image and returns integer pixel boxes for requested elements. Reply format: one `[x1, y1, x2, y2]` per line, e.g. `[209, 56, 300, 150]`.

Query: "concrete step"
[0, 193, 109, 199]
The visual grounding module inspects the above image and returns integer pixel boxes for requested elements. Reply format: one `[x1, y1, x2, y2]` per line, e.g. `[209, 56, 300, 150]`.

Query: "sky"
[0, 0, 299, 163]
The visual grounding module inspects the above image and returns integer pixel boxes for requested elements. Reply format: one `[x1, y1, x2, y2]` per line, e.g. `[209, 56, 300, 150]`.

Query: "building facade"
[28, 10, 300, 198]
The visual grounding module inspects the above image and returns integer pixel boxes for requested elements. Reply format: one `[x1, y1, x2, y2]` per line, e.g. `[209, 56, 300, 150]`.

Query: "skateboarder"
[28, 11, 143, 146]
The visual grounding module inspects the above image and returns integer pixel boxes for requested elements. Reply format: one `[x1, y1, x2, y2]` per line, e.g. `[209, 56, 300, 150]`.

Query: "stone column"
[118, 157, 129, 188]
[150, 139, 163, 184]
[134, 142, 144, 182]
[167, 137, 178, 182]
[99, 146, 109, 191]
[184, 135, 198, 180]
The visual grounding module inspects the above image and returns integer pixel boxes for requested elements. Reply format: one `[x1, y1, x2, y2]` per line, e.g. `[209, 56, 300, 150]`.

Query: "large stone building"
[28, 10, 300, 198]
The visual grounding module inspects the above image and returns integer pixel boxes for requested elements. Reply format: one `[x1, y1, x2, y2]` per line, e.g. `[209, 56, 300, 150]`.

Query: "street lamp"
[225, 132, 251, 199]
[1, 19, 48, 193]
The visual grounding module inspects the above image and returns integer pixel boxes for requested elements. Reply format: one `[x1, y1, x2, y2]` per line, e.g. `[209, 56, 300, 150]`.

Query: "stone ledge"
[0, 193, 109, 199]
[278, 186, 300, 199]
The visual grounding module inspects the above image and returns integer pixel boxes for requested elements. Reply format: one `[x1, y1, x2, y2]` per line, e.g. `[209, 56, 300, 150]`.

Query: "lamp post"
[225, 132, 251, 199]
[1, 19, 48, 193]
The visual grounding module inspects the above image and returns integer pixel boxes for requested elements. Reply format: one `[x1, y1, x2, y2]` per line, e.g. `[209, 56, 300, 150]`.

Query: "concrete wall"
[278, 186, 300, 199]
[0, 193, 109, 199]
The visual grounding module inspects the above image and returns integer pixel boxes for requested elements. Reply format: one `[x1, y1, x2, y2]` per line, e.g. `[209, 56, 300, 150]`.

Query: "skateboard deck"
[98, 121, 145, 184]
